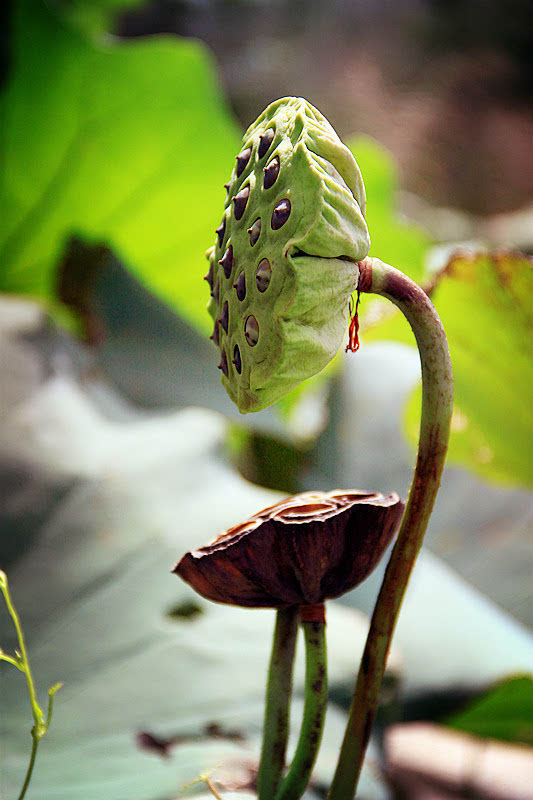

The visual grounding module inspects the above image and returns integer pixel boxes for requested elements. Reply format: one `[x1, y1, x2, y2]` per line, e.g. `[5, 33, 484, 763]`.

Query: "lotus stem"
[328, 256, 454, 799]
[257, 607, 299, 800]
[276, 609, 328, 800]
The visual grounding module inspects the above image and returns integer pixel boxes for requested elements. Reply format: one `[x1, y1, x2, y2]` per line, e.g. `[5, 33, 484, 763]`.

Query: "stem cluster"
[258, 607, 328, 800]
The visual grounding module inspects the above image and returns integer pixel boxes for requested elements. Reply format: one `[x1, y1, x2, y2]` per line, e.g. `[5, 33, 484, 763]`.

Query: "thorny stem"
[276, 613, 328, 800]
[257, 607, 299, 800]
[0, 570, 62, 800]
[328, 257, 453, 800]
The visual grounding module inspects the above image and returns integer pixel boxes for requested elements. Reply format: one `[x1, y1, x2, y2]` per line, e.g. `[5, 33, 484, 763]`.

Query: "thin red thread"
[345, 289, 361, 353]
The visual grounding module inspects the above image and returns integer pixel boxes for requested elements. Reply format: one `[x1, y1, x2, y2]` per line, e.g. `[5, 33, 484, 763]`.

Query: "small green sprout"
[0, 570, 62, 800]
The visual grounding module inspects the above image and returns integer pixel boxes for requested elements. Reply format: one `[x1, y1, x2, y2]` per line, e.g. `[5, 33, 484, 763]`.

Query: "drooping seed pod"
[174, 490, 403, 608]
[206, 96, 370, 413]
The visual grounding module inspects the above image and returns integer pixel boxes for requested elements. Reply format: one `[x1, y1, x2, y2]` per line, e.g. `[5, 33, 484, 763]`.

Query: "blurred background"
[1, 1, 532, 799]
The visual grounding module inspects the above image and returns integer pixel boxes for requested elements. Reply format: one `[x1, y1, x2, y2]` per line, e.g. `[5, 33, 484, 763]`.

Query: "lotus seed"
[218, 348, 229, 376]
[248, 218, 261, 246]
[220, 301, 229, 333]
[233, 186, 250, 221]
[255, 258, 272, 293]
[233, 345, 242, 374]
[204, 261, 214, 290]
[258, 128, 275, 159]
[271, 198, 291, 230]
[219, 245, 234, 279]
[236, 147, 252, 177]
[263, 156, 280, 189]
[215, 217, 226, 248]
[244, 315, 259, 346]
[234, 272, 246, 301]
[210, 320, 220, 346]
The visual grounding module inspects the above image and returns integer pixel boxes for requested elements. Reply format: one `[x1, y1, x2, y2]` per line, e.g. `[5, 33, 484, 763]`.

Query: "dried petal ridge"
[174, 490, 403, 608]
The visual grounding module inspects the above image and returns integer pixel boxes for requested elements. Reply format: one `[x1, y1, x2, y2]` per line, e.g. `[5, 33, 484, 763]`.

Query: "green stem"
[328, 257, 453, 800]
[257, 607, 299, 800]
[0, 572, 44, 732]
[276, 614, 328, 800]
[17, 735, 39, 800]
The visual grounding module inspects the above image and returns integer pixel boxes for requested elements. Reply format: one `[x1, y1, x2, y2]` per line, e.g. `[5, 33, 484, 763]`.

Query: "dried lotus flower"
[173, 490, 404, 609]
[207, 97, 370, 413]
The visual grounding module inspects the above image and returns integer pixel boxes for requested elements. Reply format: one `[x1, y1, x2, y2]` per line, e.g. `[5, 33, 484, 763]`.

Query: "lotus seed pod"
[207, 96, 371, 413]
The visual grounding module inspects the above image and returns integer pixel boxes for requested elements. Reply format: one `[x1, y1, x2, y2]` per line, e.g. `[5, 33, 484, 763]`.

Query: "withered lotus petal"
[173, 489, 404, 608]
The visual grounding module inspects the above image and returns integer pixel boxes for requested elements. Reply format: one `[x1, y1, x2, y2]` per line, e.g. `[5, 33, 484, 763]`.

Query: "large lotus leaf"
[364, 251, 533, 488]
[0, 0, 240, 333]
[3, 299, 533, 800]
[0, 302, 397, 799]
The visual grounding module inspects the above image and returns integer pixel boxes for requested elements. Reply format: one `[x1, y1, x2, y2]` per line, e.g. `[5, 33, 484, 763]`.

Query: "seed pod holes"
[235, 147, 252, 177]
[219, 245, 234, 279]
[256, 259, 271, 293]
[207, 97, 371, 413]
[248, 218, 261, 247]
[271, 198, 291, 230]
[233, 345, 242, 374]
[204, 261, 214, 290]
[218, 348, 229, 376]
[258, 128, 275, 159]
[233, 186, 250, 221]
[215, 217, 226, 248]
[244, 315, 259, 346]
[263, 156, 280, 190]
[220, 301, 229, 333]
[234, 272, 246, 301]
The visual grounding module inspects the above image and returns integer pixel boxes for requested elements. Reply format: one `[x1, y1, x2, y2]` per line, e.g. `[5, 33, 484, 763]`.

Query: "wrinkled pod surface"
[206, 97, 370, 413]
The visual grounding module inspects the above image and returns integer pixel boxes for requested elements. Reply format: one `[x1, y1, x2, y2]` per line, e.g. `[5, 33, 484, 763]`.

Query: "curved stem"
[257, 607, 299, 800]
[276, 615, 328, 800]
[328, 257, 453, 800]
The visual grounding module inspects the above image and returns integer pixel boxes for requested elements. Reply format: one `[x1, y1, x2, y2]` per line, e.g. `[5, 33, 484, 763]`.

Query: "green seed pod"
[207, 96, 370, 413]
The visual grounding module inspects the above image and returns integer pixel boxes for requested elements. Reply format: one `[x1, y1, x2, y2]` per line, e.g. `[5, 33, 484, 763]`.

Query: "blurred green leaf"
[445, 674, 533, 746]
[367, 251, 533, 489]
[0, 0, 240, 333]
[46, 0, 146, 38]
[347, 136, 431, 284]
